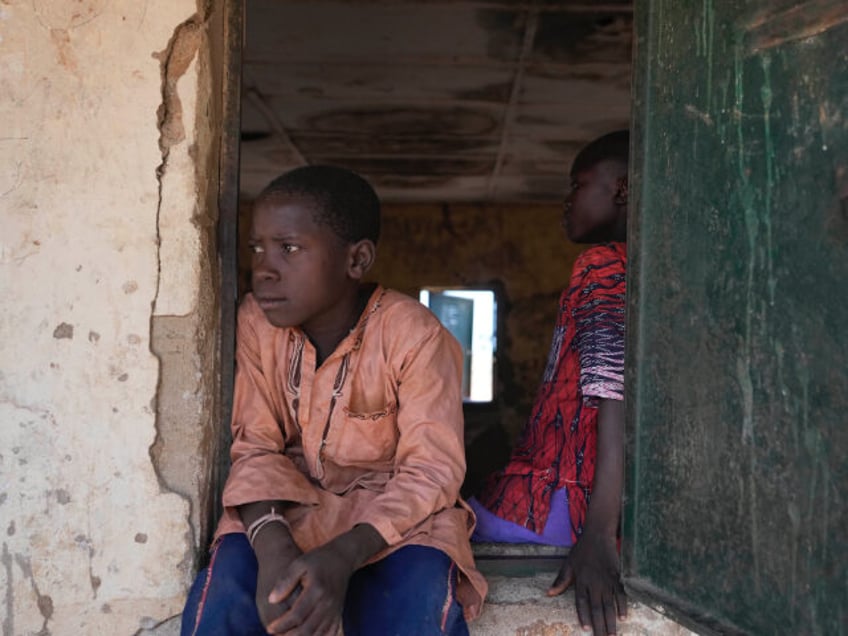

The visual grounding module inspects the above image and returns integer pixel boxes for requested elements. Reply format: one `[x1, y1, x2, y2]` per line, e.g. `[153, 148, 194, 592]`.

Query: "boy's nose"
[252, 257, 279, 281]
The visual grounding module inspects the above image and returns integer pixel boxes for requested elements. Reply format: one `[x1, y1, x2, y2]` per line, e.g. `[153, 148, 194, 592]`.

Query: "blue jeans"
[181, 534, 469, 636]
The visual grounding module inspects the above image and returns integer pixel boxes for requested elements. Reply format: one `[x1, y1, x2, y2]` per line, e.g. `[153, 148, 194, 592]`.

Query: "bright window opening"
[419, 288, 497, 403]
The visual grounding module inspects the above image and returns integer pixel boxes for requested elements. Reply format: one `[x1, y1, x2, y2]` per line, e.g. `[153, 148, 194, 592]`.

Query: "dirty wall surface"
[0, 1, 218, 633]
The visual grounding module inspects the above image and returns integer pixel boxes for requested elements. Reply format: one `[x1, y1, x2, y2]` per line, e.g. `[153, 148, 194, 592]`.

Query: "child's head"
[249, 165, 380, 330]
[563, 130, 629, 244]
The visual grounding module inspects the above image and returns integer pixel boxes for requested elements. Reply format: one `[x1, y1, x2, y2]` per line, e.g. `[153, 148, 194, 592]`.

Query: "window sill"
[472, 542, 568, 577]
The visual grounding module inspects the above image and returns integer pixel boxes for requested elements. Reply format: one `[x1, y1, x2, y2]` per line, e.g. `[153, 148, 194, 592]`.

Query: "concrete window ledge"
[470, 543, 695, 635]
[141, 545, 693, 635]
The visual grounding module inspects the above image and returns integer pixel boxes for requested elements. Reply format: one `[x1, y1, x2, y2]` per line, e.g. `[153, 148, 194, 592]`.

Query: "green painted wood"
[624, 1, 848, 634]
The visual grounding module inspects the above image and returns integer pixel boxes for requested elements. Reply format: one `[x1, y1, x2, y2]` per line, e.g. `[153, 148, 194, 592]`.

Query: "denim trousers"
[181, 533, 469, 636]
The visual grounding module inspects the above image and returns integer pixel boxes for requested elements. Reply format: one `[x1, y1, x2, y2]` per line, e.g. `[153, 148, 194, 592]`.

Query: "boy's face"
[249, 194, 355, 331]
[562, 159, 627, 243]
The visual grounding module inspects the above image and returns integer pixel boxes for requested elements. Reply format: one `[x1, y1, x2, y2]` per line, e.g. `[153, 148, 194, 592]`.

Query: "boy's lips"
[255, 296, 287, 310]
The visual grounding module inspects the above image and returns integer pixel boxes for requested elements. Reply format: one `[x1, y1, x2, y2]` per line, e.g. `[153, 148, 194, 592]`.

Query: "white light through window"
[419, 288, 496, 403]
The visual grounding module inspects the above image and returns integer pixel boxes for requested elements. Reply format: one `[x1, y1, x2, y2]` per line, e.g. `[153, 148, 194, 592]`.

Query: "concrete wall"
[0, 1, 222, 633]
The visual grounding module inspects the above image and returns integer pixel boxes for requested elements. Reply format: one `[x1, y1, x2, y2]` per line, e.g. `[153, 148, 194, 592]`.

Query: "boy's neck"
[307, 283, 375, 367]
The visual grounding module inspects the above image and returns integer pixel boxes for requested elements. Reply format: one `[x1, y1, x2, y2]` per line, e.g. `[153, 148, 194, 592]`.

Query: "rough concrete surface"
[471, 575, 695, 636]
[0, 0, 218, 632]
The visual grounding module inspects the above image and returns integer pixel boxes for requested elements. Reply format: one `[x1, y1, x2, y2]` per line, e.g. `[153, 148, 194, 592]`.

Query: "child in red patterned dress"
[469, 130, 630, 636]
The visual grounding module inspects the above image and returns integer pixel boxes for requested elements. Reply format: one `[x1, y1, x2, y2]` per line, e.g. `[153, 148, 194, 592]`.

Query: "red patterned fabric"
[478, 243, 627, 542]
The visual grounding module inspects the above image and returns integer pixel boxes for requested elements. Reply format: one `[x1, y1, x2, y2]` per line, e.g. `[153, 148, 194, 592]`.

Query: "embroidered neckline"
[348, 287, 386, 352]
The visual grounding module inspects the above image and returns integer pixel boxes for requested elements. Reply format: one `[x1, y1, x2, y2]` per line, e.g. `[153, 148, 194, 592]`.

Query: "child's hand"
[263, 523, 387, 635]
[263, 542, 355, 635]
[253, 530, 304, 631]
[547, 532, 626, 636]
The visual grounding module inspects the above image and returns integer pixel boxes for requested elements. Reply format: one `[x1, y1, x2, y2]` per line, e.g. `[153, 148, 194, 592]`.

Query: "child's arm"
[221, 299, 327, 629]
[240, 499, 387, 634]
[548, 398, 626, 636]
[547, 245, 628, 636]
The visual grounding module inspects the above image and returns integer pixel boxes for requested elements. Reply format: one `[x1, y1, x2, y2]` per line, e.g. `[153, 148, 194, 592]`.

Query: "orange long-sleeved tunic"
[215, 286, 487, 619]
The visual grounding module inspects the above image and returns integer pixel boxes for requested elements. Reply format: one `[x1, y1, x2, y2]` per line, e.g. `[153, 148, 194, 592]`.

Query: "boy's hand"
[264, 542, 355, 635]
[264, 523, 387, 636]
[547, 532, 626, 636]
[253, 527, 304, 631]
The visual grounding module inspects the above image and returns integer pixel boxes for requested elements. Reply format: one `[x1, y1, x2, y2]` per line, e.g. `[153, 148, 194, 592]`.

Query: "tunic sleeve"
[571, 247, 626, 405]
[221, 298, 320, 510]
[350, 320, 467, 546]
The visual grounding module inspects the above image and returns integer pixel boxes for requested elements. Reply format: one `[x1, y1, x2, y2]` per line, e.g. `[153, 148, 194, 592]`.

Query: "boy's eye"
[282, 244, 300, 254]
[249, 243, 264, 255]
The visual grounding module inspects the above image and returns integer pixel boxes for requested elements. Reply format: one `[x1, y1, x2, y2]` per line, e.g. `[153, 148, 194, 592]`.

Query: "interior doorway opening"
[218, 0, 633, 530]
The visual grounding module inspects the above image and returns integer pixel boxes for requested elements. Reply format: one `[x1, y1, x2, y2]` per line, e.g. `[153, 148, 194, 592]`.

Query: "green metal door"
[625, 1, 848, 634]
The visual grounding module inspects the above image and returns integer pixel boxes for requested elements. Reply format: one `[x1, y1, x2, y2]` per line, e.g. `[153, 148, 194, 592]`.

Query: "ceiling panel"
[241, 0, 633, 202]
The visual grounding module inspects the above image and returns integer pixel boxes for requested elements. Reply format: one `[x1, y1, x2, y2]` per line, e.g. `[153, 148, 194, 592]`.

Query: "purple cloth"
[468, 488, 572, 547]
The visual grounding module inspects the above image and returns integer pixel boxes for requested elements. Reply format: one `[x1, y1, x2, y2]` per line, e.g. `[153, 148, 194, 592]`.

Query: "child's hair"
[571, 130, 630, 175]
[257, 165, 381, 245]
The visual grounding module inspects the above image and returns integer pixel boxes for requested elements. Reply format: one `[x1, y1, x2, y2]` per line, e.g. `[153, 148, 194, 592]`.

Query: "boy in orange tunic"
[181, 166, 486, 635]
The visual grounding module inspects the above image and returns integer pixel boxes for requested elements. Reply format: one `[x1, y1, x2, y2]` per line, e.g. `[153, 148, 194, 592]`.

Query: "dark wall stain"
[533, 12, 632, 65]
[37, 594, 53, 621]
[2, 543, 12, 636]
[453, 80, 515, 103]
[544, 139, 588, 156]
[475, 9, 526, 61]
[370, 175, 456, 190]
[305, 107, 499, 137]
[14, 553, 53, 631]
[52, 323, 73, 339]
[315, 157, 494, 177]
[289, 134, 493, 157]
[241, 130, 272, 142]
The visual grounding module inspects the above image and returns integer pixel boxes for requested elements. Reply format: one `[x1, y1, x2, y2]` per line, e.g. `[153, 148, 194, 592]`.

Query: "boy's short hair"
[257, 165, 381, 245]
[572, 130, 630, 175]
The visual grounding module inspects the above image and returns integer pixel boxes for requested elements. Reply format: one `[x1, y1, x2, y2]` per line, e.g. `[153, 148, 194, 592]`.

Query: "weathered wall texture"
[472, 574, 695, 636]
[0, 1, 221, 633]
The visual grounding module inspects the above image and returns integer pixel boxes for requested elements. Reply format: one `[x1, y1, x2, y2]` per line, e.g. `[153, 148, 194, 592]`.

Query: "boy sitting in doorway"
[181, 166, 486, 635]
[469, 131, 629, 636]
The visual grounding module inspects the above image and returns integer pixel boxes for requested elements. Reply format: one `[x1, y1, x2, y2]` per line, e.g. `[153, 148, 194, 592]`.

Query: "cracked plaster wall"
[0, 1, 221, 633]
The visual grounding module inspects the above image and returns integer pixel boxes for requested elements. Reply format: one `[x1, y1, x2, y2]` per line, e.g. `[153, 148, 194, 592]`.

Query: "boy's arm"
[223, 298, 321, 513]
[240, 500, 385, 633]
[262, 521, 388, 634]
[548, 398, 626, 636]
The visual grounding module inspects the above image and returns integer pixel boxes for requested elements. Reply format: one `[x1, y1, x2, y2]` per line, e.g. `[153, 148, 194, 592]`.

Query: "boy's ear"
[347, 239, 376, 280]
[614, 177, 628, 207]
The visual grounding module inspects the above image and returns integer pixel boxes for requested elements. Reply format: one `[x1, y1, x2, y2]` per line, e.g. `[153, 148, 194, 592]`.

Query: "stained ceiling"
[240, 1, 633, 202]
